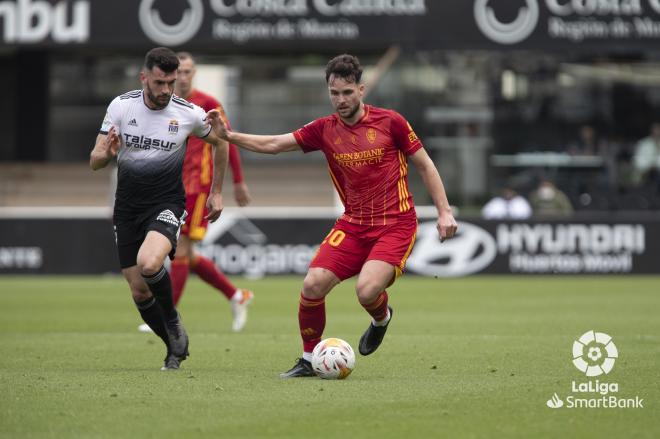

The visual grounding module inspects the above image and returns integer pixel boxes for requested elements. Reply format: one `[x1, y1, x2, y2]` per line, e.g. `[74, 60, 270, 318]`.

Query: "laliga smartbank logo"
[572, 330, 617, 376]
[546, 330, 644, 409]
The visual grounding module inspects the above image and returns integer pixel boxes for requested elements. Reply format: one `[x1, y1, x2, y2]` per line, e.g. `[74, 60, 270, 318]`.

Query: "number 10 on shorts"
[322, 229, 346, 247]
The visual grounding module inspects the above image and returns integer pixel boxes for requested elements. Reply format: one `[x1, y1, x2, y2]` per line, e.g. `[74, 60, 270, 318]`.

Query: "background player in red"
[138, 52, 253, 333]
[212, 54, 458, 377]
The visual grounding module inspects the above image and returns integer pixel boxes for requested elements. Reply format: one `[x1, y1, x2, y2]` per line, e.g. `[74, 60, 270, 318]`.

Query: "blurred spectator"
[567, 124, 599, 156]
[632, 122, 660, 188]
[529, 179, 573, 217]
[481, 187, 532, 220]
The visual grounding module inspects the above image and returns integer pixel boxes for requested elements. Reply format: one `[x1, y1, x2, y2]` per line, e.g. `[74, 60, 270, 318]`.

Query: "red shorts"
[181, 192, 208, 241]
[309, 216, 418, 281]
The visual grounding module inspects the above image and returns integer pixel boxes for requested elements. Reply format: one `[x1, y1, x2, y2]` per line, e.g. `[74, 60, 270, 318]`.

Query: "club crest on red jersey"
[367, 128, 377, 144]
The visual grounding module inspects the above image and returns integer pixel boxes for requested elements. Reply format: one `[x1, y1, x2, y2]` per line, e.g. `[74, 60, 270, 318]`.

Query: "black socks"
[142, 266, 178, 322]
[135, 297, 169, 347]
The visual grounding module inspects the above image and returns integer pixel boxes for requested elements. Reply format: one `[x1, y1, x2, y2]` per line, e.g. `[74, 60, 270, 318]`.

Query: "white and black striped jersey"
[100, 90, 211, 217]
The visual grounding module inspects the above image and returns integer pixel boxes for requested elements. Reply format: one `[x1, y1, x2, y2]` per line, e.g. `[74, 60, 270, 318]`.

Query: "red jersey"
[183, 89, 243, 195]
[294, 105, 422, 226]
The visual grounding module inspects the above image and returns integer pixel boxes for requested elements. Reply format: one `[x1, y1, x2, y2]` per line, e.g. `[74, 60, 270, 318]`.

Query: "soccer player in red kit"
[212, 54, 458, 377]
[146, 52, 253, 332]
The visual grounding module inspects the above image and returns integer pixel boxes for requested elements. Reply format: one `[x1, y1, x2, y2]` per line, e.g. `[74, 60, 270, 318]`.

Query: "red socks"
[191, 255, 236, 300]
[298, 293, 326, 353]
[362, 291, 389, 322]
[169, 257, 189, 306]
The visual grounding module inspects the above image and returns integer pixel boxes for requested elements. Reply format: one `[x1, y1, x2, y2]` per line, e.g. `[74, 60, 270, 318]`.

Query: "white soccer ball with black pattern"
[311, 338, 355, 379]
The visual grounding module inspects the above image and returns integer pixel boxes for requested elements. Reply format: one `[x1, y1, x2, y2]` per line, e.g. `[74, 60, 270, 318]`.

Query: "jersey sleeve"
[390, 111, 423, 156]
[191, 104, 212, 139]
[99, 97, 121, 135]
[293, 118, 326, 153]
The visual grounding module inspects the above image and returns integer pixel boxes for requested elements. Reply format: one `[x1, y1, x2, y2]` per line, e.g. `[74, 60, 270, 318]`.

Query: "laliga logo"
[139, 0, 204, 46]
[572, 330, 618, 377]
[474, 0, 539, 44]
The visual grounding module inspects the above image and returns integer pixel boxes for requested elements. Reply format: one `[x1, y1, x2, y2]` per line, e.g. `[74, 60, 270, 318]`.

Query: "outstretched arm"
[90, 126, 120, 170]
[207, 109, 300, 154]
[409, 148, 458, 241]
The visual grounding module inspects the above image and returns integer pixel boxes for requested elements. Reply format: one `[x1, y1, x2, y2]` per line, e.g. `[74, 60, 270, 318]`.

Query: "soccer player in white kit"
[90, 47, 230, 370]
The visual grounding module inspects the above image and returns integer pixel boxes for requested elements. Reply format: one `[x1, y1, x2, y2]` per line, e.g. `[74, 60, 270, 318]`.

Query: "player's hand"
[105, 126, 120, 158]
[234, 182, 252, 207]
[437, 211, 458, 242]
[205, 192, 224, 223]
[206, 109, 229, 140]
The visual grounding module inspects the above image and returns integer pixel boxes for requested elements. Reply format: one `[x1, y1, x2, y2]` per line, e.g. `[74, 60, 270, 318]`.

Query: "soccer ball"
[311, 338, 356, 379]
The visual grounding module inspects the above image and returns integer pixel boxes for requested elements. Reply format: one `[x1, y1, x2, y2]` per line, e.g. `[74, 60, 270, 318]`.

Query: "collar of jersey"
[335, 104, 370, 128]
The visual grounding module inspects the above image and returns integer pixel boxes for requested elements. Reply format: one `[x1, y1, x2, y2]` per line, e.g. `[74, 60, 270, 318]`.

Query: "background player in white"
[90, 47, 230, 370]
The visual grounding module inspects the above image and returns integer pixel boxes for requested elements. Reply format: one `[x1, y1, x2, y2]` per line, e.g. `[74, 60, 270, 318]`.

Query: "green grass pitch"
[1, 275, 659, 438]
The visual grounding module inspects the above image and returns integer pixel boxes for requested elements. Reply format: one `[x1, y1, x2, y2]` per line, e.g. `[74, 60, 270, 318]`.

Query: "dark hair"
[325, 54, 362, 83]
[176, 51, 194, 63]
[144, 47, 179, 73]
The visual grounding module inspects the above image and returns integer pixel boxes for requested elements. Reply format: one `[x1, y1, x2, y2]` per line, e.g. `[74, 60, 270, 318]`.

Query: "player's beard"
[338, 102, 360, 120]
[145, 85, 172, 110]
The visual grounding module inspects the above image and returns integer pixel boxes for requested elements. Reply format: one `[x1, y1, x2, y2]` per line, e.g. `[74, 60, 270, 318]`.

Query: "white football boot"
[230, 289, 254, 332]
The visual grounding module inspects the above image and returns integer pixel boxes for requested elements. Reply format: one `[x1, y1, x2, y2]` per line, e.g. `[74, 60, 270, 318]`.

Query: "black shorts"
[113, 203, 187, 269]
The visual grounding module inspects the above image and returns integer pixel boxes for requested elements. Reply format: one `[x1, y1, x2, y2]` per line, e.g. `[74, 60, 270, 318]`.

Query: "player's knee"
[355, 281, 381, 304]
[136, 254, 163, 276]
[302, 274, 329, 299]
[175, 244, 191, 260]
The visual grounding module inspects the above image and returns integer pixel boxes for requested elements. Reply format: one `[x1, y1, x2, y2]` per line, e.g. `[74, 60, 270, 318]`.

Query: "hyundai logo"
[407, 221, 497, 277]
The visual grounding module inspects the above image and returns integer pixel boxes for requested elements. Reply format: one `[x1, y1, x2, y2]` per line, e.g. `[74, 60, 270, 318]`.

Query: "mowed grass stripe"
[0, 275, 658, 439]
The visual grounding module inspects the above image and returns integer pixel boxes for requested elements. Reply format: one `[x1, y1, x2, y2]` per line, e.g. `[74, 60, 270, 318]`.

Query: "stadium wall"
[3, 1, 660, 51]
[0, 208, 658, 276]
